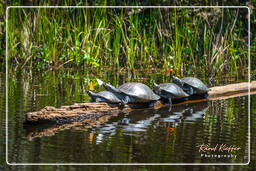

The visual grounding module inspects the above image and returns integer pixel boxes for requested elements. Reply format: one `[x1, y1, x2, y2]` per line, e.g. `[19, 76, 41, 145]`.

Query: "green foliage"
[6, 7, 250, 76]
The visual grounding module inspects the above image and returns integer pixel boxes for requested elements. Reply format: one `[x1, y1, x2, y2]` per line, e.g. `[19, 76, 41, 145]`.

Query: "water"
[0, 69, 254, 169]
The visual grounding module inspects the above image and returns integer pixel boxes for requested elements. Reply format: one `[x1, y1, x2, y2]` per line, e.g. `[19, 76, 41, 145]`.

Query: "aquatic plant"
[3, 0, 254, 77]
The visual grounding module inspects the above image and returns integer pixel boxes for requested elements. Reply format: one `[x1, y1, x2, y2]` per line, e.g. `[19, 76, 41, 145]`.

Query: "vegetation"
[0, 1, 255, 169]
[3, 3, 253, 77]
[0, 1, 255, 76]
[7, 8, 248, 75]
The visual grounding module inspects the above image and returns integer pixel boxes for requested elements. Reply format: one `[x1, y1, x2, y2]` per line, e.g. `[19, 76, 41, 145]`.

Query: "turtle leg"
[188, 87, 194, 95]
[149, 100, 157, 108]
[121, 96, 130, 105]
[165, 94, 173, 105]
[203, 93, 209, 99]
[168, 98, 172, 105]
[168, 98, 172, 112]
[95, 98, 104, 103]
[89, 99, 95, 102]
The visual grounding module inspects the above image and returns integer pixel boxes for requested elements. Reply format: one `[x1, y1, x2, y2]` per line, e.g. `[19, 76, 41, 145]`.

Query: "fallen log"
[25, 81, 256, 124]
[25, 101, 209, 140]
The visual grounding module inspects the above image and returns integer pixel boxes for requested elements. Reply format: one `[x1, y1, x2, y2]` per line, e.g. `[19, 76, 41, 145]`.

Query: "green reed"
[6, 6, 249, 76]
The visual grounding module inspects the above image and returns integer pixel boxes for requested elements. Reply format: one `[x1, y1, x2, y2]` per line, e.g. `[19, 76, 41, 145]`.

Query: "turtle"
[87, 90, 121, 103]
[153, 83, 189, 104]
[97, 79, 160, 107]
[172, 76, 210, 98]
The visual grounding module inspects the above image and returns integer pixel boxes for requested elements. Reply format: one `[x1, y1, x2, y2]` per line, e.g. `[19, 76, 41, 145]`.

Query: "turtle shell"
[157, 83, 189, 98]
[182, 77, 210, 92]
[97, 91, 121, 103]
[118, 83, 160, 101]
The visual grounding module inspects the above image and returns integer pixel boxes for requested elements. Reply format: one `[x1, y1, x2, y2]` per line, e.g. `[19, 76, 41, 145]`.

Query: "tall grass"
[6, 7, 249, 76]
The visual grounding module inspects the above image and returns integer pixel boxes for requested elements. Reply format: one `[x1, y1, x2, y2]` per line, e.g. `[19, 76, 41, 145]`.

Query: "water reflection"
[24, 102, 210, 144]
[3, 69, 250, 164]
[183, 104, 209, 122]
[91, 102, 209, 144]
[121, 114, 160, 133]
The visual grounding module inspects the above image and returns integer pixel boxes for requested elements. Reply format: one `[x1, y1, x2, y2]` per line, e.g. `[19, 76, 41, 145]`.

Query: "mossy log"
[25, 81, 256, 124]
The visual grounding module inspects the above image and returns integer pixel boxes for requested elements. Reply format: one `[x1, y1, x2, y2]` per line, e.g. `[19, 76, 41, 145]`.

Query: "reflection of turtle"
[172, 76, 210, 97]
[184, 104, 209, 122]
[119, 118, 130, 125]
[97, 79, 160, 107]
[153, 83, 189, 104]
[87, 91, 121, 103]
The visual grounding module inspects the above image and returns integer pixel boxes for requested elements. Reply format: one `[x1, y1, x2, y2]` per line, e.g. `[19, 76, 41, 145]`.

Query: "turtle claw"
[121, 96, 129, 105]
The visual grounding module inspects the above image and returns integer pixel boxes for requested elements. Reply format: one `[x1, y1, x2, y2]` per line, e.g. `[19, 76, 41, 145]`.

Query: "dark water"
[0, 69, 254, 169]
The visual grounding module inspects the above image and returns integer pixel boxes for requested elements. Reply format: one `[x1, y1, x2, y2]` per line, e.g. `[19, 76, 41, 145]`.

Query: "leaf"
[232, 55, 240, 60]
[89, 81, 95, 90]
[187, 28, 192, 34]
[183, 47, 190, 54]
[84, 77, 90, 84]
[91, 61, 100, 67]
[83, 54, 90, 61]
[75, 40, 80, 47]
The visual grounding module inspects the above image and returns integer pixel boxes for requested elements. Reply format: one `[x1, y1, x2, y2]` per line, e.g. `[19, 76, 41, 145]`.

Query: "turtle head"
[87, 90, 97, 102]
[87, 90, 96, 97]
[102, 82, 121, 94]
[103, 83, 119, 93]
[172, 76, 184, 87]
[97, 79, 122, 98]
[97, 79, 116, 92]
[96, 79, 104, 86]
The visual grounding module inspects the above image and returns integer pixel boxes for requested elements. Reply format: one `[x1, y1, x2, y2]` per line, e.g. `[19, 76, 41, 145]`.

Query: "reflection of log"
[25, 113, 118, 141]
[25, 81, 256, 124]
[26, 101, 209, 140]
